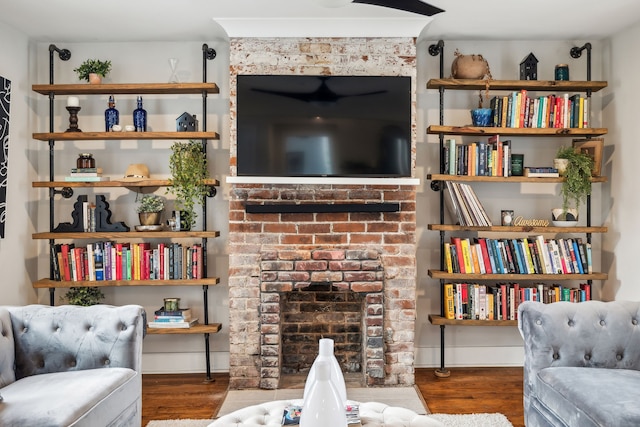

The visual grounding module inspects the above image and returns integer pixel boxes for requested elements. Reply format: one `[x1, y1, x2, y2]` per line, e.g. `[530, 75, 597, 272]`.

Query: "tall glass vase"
[300, 361, 347, 427]
[303, 338, 347, 405]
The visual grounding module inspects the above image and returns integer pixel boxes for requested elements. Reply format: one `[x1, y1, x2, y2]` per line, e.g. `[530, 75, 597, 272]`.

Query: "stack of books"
[281, 404, 360, 425]
[444, 181, 492, 227]
[64, 167, 110, 182]
[524, 167, 559, 178]
[148, 307, 197, 329]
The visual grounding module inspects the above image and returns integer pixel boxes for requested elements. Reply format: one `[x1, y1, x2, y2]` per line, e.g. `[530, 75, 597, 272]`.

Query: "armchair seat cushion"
[534, 367, 640, 427]
[0, 366, 139, 427]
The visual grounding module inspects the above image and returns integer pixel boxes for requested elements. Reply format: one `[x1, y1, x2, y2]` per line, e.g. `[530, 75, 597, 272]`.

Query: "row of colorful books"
[488, 91, 589, 129]
[444, 282, 592, 321]
[444, 236, 592, 275]
[51, 241, 204, 282]
[442, 136, 511, 177]
[444, 182, 492, 227]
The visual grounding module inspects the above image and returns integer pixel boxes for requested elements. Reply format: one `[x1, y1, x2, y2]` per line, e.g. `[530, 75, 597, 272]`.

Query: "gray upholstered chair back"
[518, 300, 640, 414]
[0, 308, 16, 387]
[1, 304, 145, 381]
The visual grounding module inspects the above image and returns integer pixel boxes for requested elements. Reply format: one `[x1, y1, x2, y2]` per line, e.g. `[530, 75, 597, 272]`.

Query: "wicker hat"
[121, 164, 151, 182]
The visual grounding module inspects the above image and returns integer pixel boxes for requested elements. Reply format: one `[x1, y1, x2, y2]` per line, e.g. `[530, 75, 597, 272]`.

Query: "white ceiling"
[2, 0, 640, 41]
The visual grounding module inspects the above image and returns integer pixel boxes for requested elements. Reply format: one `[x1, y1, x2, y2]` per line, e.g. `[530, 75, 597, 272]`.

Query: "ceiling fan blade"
[353, 0, 444, 16]
[252, 77, 388, 104]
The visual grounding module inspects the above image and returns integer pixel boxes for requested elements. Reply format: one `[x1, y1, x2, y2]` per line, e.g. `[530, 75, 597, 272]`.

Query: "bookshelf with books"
[31, 44, 222, 379]
[426, 41, 608, 377]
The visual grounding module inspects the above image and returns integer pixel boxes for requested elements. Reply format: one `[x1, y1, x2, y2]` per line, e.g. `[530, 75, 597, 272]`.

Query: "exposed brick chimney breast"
[227, 37, 418, 389]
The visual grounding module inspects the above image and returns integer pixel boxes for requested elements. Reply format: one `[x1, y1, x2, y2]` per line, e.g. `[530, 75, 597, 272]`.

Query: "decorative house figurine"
[520, 53, 538, 80]
[176, 112, 198, 132]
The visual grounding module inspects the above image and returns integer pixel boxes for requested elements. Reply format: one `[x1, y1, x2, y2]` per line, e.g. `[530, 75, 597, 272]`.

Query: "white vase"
[303, 338, 347, 405]
[300, 361, 347, 427]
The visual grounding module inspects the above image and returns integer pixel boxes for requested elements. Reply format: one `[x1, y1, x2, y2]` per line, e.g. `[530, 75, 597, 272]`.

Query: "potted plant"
[73, 59, 112, 84]
[63, 287, 105, 306]
[553, 146, 594, 221]
[136, 194, 165, 225]
[166, 140, 209, 230]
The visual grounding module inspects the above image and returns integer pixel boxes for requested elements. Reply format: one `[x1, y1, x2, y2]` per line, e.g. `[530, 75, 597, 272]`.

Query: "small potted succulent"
[74, 59, 112, 84]
[136, 194, 165, 225]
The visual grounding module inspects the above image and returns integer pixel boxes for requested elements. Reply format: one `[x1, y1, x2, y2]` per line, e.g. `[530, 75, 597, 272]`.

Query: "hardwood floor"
[142, 367, 524, 427]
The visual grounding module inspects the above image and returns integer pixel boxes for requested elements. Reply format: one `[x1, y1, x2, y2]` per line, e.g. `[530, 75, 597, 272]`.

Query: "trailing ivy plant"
[166, 140, 209, 228]
[63, 287, 105, 306]
[556, 146, 594, 213]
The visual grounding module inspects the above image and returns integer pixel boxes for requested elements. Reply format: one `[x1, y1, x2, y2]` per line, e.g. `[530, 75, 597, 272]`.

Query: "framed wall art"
[0, 76, 11, 239]
[573, 138, 604, 177]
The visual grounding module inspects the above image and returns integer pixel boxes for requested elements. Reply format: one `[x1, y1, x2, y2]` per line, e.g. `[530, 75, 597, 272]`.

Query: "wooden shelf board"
[428, 314, 517, 326]
[33, 231, 220, 239]
[427, 224, 607, 233]
[427, 173, 607, 183]
[426, 79, 607, 92]
[427, 125, 607, 137]
[146, 323, 222, 335]
[428, 270, 607, 281]
[32, 178, 220, 188]
[33, 278, 220, 288]
[33, 131, 219, 141]
[32, 83, 219, 95]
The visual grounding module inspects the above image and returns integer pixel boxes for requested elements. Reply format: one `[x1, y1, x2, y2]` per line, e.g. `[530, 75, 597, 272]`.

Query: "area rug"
[146, 413, 514, 427]
[216, 386, 428, 416]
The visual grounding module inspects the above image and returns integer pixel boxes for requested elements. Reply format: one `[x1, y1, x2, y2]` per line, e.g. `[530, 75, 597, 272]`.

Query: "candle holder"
[66, 106, 82, 132]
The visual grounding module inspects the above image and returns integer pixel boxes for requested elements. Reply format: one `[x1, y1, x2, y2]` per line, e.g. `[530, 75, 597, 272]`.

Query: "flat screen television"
[236, 75, 412, 177]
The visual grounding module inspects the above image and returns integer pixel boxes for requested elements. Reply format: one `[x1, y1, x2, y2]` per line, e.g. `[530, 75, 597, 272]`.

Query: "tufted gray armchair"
[0, 304, 146, 427]
[518, 300, 640, 427]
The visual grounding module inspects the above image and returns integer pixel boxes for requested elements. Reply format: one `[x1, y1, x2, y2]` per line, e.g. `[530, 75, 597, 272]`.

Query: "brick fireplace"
[227, 37, 418, 389]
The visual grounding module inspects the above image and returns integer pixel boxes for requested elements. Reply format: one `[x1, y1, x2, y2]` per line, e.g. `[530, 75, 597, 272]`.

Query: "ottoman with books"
[208, 399, 444, 426]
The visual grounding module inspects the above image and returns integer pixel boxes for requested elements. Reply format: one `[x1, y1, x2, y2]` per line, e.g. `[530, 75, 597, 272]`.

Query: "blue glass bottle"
[133, 96, 147, 132]
[104, 95, 119, 131]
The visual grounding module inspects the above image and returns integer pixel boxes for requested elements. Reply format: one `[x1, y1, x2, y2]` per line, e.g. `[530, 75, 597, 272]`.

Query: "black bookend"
[94, 195, 130, 232]
[53, 195, 87, 232]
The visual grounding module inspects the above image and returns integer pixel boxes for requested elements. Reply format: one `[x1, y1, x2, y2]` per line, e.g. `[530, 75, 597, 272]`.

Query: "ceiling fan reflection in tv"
[315, 0, 445, 17]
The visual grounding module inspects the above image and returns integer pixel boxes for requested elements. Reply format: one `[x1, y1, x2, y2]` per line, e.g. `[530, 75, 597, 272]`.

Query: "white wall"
[602, 21, 640, 301]
[3, 21, 636, 373]
[0, 23, 39, 305]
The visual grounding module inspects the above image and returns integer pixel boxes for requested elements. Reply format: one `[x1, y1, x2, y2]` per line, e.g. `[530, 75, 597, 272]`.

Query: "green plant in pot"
[63, 287, 105, 306]
[136, 194, 165, 226]
[166, 140, 209, 230]
[73, 59, 112, 83]
[553, 146, 594, 221]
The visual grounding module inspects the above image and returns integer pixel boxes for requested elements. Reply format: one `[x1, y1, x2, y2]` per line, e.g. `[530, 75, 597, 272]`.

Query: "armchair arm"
[517, 300, 640, 412]
[3, 304, 145, 379]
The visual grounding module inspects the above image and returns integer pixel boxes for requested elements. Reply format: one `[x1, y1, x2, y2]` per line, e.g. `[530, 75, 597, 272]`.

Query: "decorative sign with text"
[512, 216, 550, 227]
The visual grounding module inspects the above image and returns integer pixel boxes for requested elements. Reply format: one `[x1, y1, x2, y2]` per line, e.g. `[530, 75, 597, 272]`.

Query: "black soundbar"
[245, 203, 400, 214]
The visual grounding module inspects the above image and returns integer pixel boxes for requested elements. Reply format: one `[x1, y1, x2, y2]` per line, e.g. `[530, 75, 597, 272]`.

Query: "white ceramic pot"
[553, 158, 569, 176]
